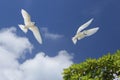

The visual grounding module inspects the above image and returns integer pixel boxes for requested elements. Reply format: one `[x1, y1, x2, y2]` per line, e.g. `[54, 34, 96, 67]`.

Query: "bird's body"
[73, 32, 86, 40]
[72, 18, 99, 44]
[18, 9, 42, 44]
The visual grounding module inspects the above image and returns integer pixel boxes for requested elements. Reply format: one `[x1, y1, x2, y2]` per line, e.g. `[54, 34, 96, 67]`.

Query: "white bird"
[72, 18, 99, 44]
[18, 9, 42, 44]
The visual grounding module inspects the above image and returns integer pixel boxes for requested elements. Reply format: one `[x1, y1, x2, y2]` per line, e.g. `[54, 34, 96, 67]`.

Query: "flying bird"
[18, 9, 42, 44]
[72, 18, 99, 44]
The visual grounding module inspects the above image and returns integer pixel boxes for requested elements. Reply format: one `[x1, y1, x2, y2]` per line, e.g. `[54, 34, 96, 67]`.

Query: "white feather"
[77, 33, 86, 40]
[29, 26, 42, 44]
[72, 18, 99, 44]
[21, 9, 31, 25]
[84, 27, 99, 36]
[19, 9, 43, 44]
[18, 24, 28, 33]
[76, 18, 93, 34]
[72, 37, 77, 44]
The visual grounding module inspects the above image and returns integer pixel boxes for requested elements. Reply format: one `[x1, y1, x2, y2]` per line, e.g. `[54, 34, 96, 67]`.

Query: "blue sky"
[0, 0, 120, 80]
[0, 0, 120, 63]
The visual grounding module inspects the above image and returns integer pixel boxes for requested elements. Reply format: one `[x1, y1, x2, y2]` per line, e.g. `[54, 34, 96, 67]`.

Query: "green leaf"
[63, 50, 120, 80]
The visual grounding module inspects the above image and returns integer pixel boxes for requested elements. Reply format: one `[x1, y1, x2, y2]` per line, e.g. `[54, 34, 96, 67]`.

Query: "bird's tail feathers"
[72, 37, 77, 44]
[18, 24, 28, 33]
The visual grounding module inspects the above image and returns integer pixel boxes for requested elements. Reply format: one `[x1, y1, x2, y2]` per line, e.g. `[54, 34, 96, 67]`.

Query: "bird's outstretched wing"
[76, 18, 93, 34]
[29, 26, 42, 44]
[83, 27, 99, 37]
[21, 9, 31, 25]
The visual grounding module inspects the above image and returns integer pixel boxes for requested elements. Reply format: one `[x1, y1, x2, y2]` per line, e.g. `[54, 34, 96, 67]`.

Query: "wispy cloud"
[41, 27, 64, 40]
[0, 27, 73, 80]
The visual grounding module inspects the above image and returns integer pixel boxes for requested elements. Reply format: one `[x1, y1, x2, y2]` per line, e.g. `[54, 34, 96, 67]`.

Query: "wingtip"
[89, 18, 94, 23]
[95, 27, 99, 31]
[91, 18, 94, 21]
[39, 40, 43, 44]
[21, 9, 24, 12]
[21, 9, 27, 14]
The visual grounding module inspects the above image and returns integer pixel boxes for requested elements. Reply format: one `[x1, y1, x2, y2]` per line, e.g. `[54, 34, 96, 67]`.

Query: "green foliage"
[63, 50, 120, 80]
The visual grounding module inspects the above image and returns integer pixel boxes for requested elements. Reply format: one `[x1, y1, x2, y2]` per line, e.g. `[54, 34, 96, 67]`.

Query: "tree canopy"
[63, 50, 120, 80]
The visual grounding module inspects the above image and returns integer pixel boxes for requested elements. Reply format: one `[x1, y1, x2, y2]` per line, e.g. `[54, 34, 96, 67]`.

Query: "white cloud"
[41, 27, 64, 40]
[0, 27, 73, 80]
[0, 27, 33, 58]
[20, 50, 73, 80]
[0, 27, 32, 80]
